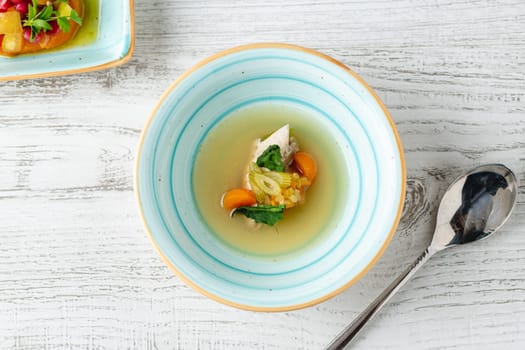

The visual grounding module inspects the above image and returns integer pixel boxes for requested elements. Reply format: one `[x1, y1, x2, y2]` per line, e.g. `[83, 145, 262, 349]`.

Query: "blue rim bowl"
[135, 43, 406, 311]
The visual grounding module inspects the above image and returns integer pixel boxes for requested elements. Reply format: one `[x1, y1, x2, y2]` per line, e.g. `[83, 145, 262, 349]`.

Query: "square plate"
[0, 0, 134, 81]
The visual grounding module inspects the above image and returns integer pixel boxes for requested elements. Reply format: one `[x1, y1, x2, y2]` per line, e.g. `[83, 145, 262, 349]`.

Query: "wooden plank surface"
[1, 0, 524, 349]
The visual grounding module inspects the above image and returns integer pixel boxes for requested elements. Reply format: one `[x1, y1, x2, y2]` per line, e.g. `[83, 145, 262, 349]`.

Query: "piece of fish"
[242, 124, 298, 189]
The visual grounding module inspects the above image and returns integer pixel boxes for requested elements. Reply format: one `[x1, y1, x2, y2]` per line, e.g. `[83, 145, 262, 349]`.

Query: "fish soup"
[193, 102, 348, 256]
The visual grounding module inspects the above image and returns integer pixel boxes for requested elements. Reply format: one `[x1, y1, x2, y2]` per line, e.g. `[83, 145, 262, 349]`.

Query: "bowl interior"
[136, 44, 405, 311]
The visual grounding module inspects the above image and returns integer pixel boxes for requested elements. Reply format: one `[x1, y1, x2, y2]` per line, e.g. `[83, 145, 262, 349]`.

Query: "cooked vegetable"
[222, 188, 257, 210]
[249, 179, 266, 203]
[250, 171, 281, 196]
[256, 144, 284, 172]
[265, 171, 292, 188]
[293, 152, 317, 181]
[2, 32, 21, 52]
[233, 205, 285, 226]
[222, 125, 318, 227]
[0, 11, 22, 34]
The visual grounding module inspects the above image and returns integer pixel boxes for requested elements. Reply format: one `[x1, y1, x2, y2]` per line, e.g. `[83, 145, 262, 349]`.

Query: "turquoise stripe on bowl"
[135, 44, 405, 311]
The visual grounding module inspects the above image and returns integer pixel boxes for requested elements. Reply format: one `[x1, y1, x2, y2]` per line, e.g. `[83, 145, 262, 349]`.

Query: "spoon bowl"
[431, 164, 518, 249]
[327, 164, 518, 349]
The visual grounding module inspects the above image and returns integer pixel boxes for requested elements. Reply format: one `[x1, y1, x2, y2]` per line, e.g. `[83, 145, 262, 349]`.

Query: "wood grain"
[1, 0, 524, 349]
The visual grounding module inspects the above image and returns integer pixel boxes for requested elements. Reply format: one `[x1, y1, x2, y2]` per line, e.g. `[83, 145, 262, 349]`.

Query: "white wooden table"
[1, 1, 524, 349]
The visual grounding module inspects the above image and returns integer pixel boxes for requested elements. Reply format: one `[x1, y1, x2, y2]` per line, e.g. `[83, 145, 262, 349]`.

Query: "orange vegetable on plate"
[222, 188, 257, 210]
[293, 151, 317, 181]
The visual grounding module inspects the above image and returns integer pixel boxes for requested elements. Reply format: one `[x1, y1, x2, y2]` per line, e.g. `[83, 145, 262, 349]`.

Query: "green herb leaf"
[69, 9, 82, 25]
[256, 145, 284, 172]
[40, 5, 54, 20]
[32, 19, 52, 31]
[233, 205, 285, 226]
[28, 1, 37, 19]
[57, 16, 70, 32]
[23, 0, 82, 40]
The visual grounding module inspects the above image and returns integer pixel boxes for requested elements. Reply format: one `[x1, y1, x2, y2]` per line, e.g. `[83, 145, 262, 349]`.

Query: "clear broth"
[193, 103, 347, 256]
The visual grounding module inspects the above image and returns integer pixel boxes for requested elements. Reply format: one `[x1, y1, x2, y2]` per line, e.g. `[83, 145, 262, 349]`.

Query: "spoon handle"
[325, 246, 438, 350]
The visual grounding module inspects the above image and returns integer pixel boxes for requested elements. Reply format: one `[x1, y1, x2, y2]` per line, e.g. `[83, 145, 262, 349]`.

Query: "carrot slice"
[293, 152, 317, 181]
[222, 188, 257, 210]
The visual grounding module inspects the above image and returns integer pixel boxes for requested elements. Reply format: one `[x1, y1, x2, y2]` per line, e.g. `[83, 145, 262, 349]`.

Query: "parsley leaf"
[32, 19, 52, 32]
[233, 205, 285, 226]
[28, 1, 37, 19]
[57, 16, 70, 33]
[40, 4, 54, 20]
[256, 145, 284, 172]
[69, 9, 82, 25]
[22, 0, 82, 42]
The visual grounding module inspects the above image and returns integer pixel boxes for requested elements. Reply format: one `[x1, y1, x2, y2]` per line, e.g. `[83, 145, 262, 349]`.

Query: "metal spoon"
[326, 164, 518, 350]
